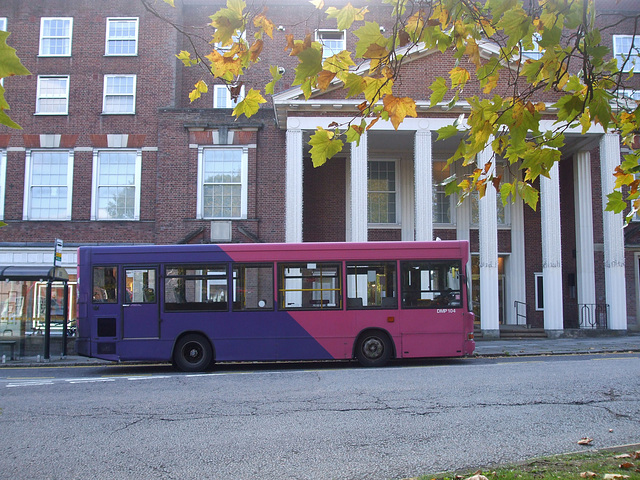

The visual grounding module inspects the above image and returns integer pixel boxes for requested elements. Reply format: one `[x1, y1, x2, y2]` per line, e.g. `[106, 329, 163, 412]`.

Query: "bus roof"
[79, 240, 470, 264]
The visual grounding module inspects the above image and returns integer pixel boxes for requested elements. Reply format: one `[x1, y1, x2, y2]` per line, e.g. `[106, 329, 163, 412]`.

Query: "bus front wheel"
[174, 334, 213, 372]
[355, 331, 392, 367]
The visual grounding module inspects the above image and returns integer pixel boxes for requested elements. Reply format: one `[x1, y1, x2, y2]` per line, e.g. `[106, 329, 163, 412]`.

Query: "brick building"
[0, 0, 638, 356]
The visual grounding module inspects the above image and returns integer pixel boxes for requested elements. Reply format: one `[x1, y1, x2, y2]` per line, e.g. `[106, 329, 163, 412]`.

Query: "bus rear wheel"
[174, 334, 213, 372]
[355, 331, 392, 367]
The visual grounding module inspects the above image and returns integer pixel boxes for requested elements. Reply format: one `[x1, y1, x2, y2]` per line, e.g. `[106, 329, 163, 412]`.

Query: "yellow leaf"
[206, 49, 244, 79]
[382, 94, 417, 130]
[232, 88, 266, 118]
[465, 38, 481, 67]
[450, 67, 470, 88]
[189, 80, 208, 102]
[482, 73, 499, 94]
[309, 0, 324, 9]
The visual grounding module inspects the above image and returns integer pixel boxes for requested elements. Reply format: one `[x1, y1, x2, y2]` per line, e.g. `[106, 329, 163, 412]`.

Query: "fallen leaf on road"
[578, 437, 594, 445]
[465, 475, 489, 480]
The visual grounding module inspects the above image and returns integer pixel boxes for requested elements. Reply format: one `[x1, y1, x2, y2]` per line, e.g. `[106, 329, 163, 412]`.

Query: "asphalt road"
[1, 354, 639, 480]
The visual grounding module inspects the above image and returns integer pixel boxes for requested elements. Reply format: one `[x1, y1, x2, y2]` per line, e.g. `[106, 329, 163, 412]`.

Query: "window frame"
[232, 263, 274, 311]
[91, 149, 142, 221]
[400, 260, 463, 309]
[23, 149, 74, 221]
[316, 29, 346, 60]
[39, 17, 73, 57]
[102, 74, 137, 115]
[613, 35, 640, 73]
[213, 84, 245, 109]
[105, 17, 139, 56]
[164, 264, 229, 312]
[534, 272, 544, 311]
[278, 262, 343, 310]
[346, 261, 398, 309]
[35, 75, 70, 115]
[433, 158, 454, 225]
[0, 149, 6, 220]
[367, 159, 399, 226]
[197, 145, 249, 220]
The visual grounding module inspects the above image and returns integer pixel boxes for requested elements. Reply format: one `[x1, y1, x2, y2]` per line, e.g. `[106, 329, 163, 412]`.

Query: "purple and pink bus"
[76, 241, 475, 371]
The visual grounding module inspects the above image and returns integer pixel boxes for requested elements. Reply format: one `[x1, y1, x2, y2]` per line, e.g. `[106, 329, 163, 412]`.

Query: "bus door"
[122, 267, 159, 338]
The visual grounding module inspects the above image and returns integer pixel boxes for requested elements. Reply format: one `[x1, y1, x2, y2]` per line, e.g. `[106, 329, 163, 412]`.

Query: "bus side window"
[164, 265, 228, 312]
[93, 266, 118, 303]
[232, 264, 274, 311]
[279, 263, 342, 310]
[401, 260, 462, 309]
[125, 268, 156, 304]
[346, 262, 397, 309]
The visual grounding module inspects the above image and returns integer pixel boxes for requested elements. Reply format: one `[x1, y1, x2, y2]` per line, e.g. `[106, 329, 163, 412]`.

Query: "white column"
[285, 124, 303, 243]
[414, 127, 433, 241]
[478, 146, 500, 335]
[574, 151, 597, 316]
[508, 170, 527, 325]
[600, 133, 627, 330]
[350, 131, 368, 242]
[541, 162, 563, 331]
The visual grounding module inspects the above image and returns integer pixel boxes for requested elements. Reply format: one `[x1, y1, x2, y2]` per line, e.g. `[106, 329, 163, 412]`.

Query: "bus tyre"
[174, 334, 213, 372]
[356, 331, 392, 367]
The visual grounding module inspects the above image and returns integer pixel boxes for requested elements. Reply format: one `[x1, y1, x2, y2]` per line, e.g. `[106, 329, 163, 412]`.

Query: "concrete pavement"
[1, 333, 639, 368]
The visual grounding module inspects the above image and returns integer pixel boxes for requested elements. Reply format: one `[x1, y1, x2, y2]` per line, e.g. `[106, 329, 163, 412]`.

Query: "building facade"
[0, 0, 638, 356]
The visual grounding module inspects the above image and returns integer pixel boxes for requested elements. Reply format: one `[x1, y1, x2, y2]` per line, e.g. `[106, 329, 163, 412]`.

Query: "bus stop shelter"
[0, 266, 69, 359]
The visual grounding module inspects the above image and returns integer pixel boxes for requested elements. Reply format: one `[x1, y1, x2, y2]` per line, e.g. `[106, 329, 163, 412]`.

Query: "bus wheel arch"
[172, 332, 215, 372]
[354, 329, 394, 367]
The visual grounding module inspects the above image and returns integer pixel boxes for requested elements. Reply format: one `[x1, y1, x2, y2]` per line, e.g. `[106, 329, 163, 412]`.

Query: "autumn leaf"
[309, 0, 324, 9]
[253, 12, 274, 39]
[317, 70, 337, 90]
[162, 0, 175, 6]
[578, 437, 594, 446]
[309, 128, 344, 167]
[383, 95, 417, 129]
[232, 88, 266, 118]
[249, 39, 264, 62]
[580, 472, 597, 478]
[188, 80, 208, 102]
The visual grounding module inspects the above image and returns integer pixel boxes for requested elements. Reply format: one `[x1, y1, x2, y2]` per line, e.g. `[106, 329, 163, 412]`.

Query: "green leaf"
[309, 128, 344, 167]
[516, 181, 539, 210]
[0, 31, 31, 129]
[429, 77, 447, 107]
[265, 65, 283, 95]
[436, 124, 460, 141]
[232, 88, 266, 118]
[292, 44, 323, 87]
[354, 21, 387, 58]
[605, 191, 627, 213]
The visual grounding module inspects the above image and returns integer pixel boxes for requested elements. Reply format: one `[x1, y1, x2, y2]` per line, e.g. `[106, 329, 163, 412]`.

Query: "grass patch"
[410, 447, 640, 480]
